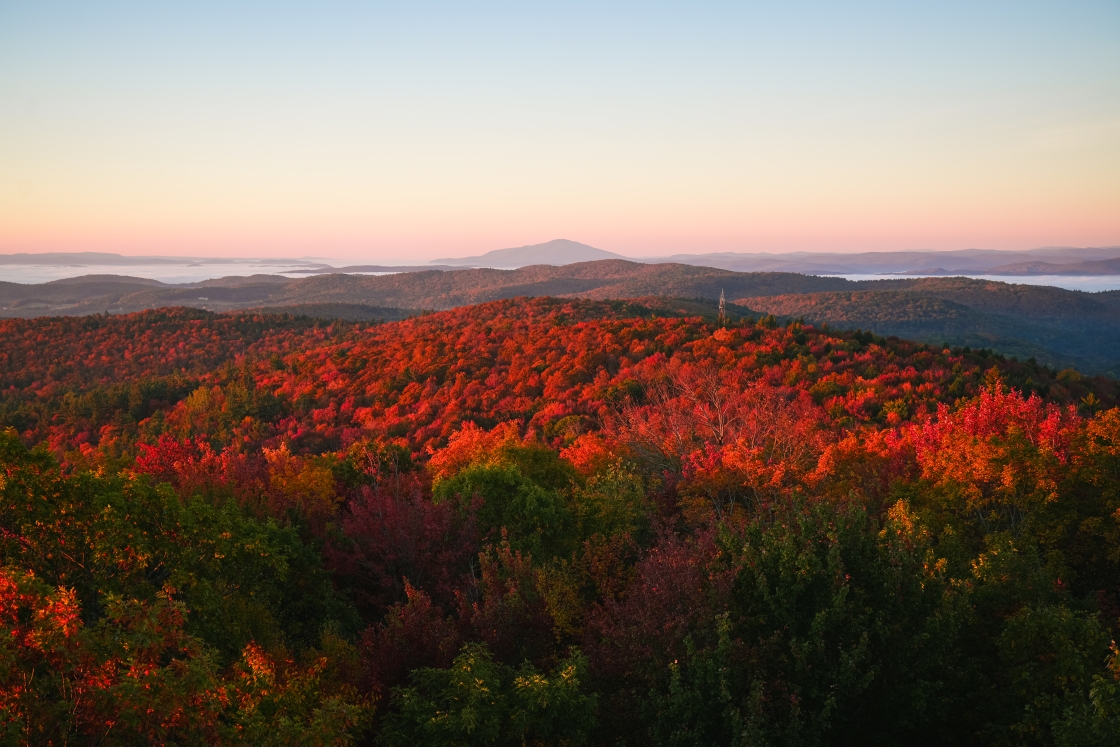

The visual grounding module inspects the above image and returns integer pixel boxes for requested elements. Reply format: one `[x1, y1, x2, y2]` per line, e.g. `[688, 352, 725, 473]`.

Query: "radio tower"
[718, 289, 727, 324]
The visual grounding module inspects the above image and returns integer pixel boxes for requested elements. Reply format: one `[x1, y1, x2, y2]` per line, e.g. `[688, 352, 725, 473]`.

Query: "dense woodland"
[2, 297, 1120, 745]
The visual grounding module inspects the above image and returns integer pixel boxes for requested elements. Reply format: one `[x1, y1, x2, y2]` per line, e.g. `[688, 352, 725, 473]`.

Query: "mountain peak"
[432, 239, 626, 268]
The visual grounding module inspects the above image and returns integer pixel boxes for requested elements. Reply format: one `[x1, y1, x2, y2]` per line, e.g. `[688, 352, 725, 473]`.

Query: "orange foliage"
[560, 433, 614, 476]
[426, 421, 524, 481]
[912, 385, 1081, 523]
[263, 443, 341, 527]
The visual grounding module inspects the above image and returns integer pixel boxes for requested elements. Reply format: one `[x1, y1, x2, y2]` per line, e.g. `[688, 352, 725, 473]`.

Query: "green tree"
[0, 428, 356, 662]
[434, 464, 575, 560]
[379, 643, 597, 747]
[647, 500, 964, 747]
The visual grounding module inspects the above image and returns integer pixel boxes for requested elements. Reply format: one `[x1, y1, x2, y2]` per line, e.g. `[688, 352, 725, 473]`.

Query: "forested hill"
[2, 297, 1120, 744]
[740, 278, 1120, 375]
[1, 299, 1114, 456]
[3, 260, 1119, 373]
[0, 260, 852, 315]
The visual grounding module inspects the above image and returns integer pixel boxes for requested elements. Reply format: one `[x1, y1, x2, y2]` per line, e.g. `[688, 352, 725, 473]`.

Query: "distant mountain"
[3, 259, 1120, 373]
[431, 239, 626, 267]
[980, 257, 1120, 276]
[1023, 246, 1120, 259]
[7, 245, 1119, 278]
[282, 264, 463, 274]
[433, 241, 1120, 274]
[650, 250, 1000, 274]
[0, 260, 848, 318]
[645, 247, 1120, 275]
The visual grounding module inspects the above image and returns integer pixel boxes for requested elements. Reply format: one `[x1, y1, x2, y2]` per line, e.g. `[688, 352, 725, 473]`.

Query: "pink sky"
[2, 2, 1117, 261]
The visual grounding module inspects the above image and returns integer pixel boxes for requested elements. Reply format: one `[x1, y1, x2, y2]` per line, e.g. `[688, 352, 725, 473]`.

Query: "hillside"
[0, 260, 850, 315]
[736, 277, 1120, 373]
[3, 260, 1119, 373]
[982, 256, 1120, 275]
[1, 296, 1113, 457]
[3, 261, 1112, 320]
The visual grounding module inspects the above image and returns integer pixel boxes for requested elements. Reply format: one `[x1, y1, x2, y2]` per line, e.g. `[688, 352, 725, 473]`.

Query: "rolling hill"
[736, 279, 1120, 373]
[0, 260, 850, 316]
[980, 256, 1120, 275]
[2, 260, 1119, 373]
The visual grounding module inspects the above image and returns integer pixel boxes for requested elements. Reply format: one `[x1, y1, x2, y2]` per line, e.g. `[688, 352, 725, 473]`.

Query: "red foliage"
[4, 298, 1110, 465]
[584, 529, 732, 681]
[915, 383, 1079, 462]
[134, 434, 266, 504]
[0, 309, 337, 394]
[360, 581, 461, 696]
[0, 569, 225, 741]
[326, 476, 478, 614]
[454, 537, 557, 668]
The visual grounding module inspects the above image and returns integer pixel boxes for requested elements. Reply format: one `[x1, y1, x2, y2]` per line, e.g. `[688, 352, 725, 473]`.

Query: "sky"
[1, 1, 1118, 262]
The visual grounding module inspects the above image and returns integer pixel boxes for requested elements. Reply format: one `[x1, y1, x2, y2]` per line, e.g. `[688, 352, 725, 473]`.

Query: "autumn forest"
[3, 297, 1120, 746]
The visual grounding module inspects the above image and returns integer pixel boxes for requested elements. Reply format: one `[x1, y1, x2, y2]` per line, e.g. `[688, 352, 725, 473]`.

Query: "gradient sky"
[1, 1, 1118, 261]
